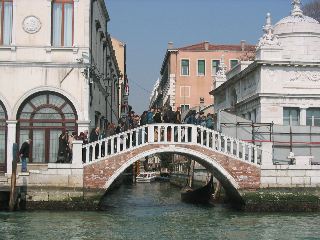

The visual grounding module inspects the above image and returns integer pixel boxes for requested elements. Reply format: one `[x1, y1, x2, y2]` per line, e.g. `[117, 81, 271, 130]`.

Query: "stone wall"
[261, 165, 320, 188]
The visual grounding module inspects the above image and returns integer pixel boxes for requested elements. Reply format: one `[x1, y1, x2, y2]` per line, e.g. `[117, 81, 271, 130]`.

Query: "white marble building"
[213, 0, 320, 126]
[0, 0, 120, 174]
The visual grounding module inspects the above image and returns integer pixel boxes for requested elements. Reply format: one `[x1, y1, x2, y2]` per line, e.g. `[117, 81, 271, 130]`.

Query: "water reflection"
[0, 182, 320, 240]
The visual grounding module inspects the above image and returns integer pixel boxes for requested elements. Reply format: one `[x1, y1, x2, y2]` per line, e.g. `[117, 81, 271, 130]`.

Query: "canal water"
[1, 182, 320, 240]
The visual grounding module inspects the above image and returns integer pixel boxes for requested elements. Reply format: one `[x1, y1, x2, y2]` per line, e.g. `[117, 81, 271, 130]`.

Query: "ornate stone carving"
[23, 16, 41, 34]
[257, 13, 280, 48]
[275, 0, 319, 25]
[289, 71, 320, 82]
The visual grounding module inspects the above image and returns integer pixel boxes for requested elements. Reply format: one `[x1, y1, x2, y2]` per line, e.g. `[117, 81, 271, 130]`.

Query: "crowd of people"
[56, 106, 215, 163]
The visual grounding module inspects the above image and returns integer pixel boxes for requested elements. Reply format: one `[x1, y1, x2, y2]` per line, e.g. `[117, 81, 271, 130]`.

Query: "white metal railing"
[82, 124, 263, 166]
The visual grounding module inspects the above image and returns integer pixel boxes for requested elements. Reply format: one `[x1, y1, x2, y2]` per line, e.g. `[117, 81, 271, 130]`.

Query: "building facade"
[111, 37, 129, 118]
[0, 0, 121, 174]
[213, 0, 320, 126]
[149, 41, 255, 113]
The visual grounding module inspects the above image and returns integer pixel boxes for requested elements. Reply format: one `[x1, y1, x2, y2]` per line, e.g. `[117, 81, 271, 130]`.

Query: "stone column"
[71, 140, 84, 168]
[300, 108, 307, 126]
[6, 120, 17, 175]
[261, 142, 273, 166]
[77, 120, 90, 133]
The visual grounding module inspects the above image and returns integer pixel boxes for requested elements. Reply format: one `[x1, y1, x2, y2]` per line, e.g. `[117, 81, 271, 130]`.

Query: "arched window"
[0, 101, 7, 172]
[17, 92, 77, 163]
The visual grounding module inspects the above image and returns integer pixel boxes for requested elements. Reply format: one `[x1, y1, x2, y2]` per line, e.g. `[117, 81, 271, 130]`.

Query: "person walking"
[19, 138, 31, 172]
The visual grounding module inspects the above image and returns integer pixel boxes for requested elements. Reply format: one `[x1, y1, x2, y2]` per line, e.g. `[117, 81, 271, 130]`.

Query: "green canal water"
[1, 182, 320, 240]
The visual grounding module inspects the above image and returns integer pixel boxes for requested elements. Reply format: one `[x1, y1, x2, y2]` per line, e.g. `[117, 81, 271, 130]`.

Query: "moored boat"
[136, 172, 157, 183]
[181, 176, 214, 204]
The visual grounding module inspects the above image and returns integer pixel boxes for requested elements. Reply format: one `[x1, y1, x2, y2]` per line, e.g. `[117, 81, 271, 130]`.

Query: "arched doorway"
[17, 92, 78, 163]
[0, 101, 7, 172]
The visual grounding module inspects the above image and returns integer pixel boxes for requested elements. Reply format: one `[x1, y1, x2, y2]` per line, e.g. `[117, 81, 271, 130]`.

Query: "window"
[212, 60, 220, 75]
[283, 107, 299, 126]
[197, 60, 205, 76]
[0, 0, 13, 45]
[17, 92, 77, 163]
[180, 104, 190, 113]
[52, 0, 74, 47]
[230, 59, 239, 69]
[307, 108, 320, 126]
[181, 59, 189, 76]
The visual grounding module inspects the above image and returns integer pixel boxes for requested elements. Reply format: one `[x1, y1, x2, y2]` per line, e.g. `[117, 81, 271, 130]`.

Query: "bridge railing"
[82, 124, 263, 166]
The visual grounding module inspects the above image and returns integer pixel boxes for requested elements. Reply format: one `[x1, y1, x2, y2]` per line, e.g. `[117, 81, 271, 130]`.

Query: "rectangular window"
[283, 107, 299, 126]
[0, 0, 13, 45]
[181, 59, 189, 76]
[212, 60, 220, 75]
[52, 0, 74, 47]
[198, 60, 205, 76]
[307, 108, 320, 126]
[180, 104, 190, 113]
[230, 59, 239, 69]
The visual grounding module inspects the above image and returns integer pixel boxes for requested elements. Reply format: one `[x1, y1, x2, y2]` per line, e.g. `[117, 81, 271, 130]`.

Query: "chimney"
[168, 41, 174, 50]
[241, 40, 246, 51]
[204, 41, 209, 51]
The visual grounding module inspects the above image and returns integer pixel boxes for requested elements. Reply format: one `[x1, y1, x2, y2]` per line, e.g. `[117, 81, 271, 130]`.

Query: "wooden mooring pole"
[9, 143, 19, 211]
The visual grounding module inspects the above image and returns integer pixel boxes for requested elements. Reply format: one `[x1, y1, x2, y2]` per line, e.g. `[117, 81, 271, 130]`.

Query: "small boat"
[181, 175, 214, 204]
[136, 172, 157, 183]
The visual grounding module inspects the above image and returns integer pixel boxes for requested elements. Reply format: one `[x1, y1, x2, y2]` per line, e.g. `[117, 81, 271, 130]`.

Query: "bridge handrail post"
[191, 126, 197, 143]
[254, 147, 258, 164]
[177, 125, 182, 143]
[248, 145, 252, 162]
[147, 125, 154, 143]
[242, 142, 246, 161]
[72, 140, 83, 167]
[236, 140, 240, 158]
[230, 138, 234, 155]
[111, 138, 114, 154]
[129, 131, 133, 148]
[223, 135, 228, 153]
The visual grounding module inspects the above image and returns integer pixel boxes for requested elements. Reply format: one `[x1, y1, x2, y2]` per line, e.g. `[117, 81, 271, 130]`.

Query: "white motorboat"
[136, 172, 157, 183]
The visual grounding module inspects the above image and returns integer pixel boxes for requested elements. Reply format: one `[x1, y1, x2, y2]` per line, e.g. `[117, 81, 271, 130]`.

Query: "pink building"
[150, 41, 255, 113]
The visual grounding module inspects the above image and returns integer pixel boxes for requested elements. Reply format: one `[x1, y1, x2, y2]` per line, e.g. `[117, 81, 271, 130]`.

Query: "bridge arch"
[84, 142, 261, 203]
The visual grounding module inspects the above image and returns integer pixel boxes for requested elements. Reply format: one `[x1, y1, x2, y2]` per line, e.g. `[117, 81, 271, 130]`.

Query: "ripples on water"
[1, 182, 320, 240]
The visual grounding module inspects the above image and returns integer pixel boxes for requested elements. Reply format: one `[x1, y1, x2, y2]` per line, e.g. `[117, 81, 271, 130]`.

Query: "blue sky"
[105, 0, 313, 114]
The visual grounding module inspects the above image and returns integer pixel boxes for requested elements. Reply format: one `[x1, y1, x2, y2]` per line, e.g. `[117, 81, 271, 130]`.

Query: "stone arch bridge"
[82, 124, 269, 201]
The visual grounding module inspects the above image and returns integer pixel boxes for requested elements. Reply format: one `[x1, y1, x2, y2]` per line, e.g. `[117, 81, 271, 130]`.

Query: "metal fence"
[218, 111, 320, 163]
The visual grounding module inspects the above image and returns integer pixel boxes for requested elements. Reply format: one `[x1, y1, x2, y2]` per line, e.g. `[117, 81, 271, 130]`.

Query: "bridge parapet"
[82, 124, 268, 167]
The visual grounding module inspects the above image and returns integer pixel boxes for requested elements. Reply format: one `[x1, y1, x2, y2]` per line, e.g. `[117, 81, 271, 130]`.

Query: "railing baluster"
[98, 142, 102, 159]
[212, 132, 216, 150]
[217, 134, 221, 151]
[242, 143, 246, 161]
[130, 131, 133, 148]
[236, 141, 240, 158]
[230, 138, 234, 155]
[111, 138, 114, 154]
[92, 144, 96, 161]
[254, 147, 258, 164]
[86, 146, 89, 163]
[185, 127, 188, 143]
[248, 145, 252, 162]
[224, 136, 227, 153]
[206, 131, 209, 147]
[163, 126, 167, 143]
[200, 128, 204, 145]
[178, 125, 182, 142]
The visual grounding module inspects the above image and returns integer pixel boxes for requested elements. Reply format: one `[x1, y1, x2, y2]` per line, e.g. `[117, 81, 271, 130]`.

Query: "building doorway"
[17, 92, 77, 163]
[0, 102, 7, 172]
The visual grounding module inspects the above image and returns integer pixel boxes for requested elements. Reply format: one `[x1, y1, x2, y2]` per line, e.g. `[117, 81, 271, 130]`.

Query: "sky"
[105, 0, 314, 114]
